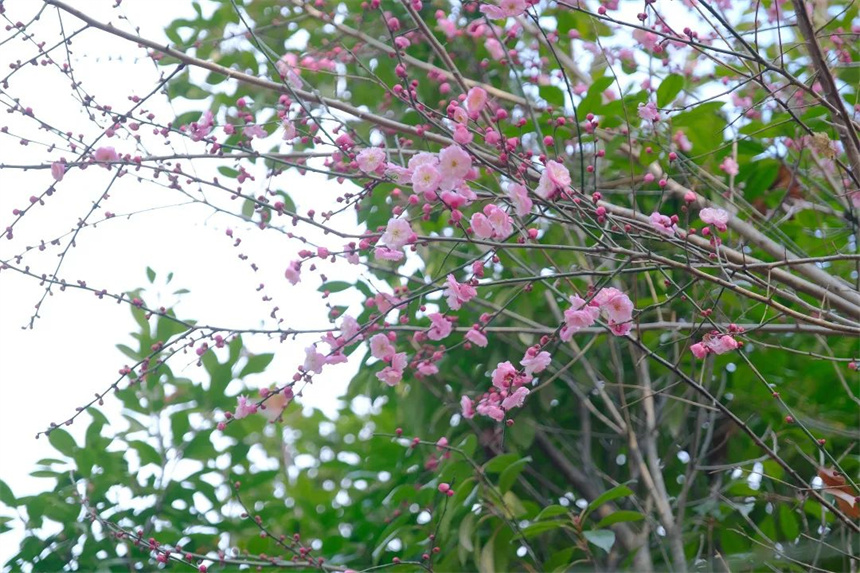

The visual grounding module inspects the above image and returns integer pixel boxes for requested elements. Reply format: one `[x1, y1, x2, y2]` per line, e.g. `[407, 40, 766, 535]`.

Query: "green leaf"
[585, 484, 633, 518]
[483, 453, 520, 474]
[319, 281, 352, 293]
[0, 479, 16, 507]
[521, 520, 568, 538]
[583, 529, 616, 553]
[656, 74, 684, 107]
[595, 510, 644, 528]
[239, 353, 274, 378]
[498, 457, 531, 493]
[536, 505, 570, 521]
[47, 429, 76, 457]
[540, 85, 565, 108]
[146, 267, 156, 283]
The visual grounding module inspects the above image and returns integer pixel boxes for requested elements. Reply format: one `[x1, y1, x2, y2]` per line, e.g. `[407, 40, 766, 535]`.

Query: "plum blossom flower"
[188, 110, 214, 142]
[275, 54, 303, 88]
[438, 145, 472, 189]
[699, 207, 729, 232]
[470, 212, 495, 239]
[453, 124, 473, 145]
[93, 146, 119, 163]
[50, 162, 65, 182]
[501, 387, 529, 410]
[673, 130, 693, 152]
[427, 313, 453, 340]
[638, 101, 660, 122]
[560, 295, 599, 341]
[412, 162, 443, 194]
[417, 361, 439, 376]
[690, 334, 739, 358]
[376, 352, 407, 386]
[545, 160, 571, 188]
[380, 218, 414, 249]
[479, 402, 505, 421]
[465, 86, 488, 117]
[719, 157, 739, 176]
[282, 119, 297, 141]
[339, 315, 361, 341]
[243, 124, 267, 140]
[284, 261, 301, 285]
[303, 345, 327, 374]
[485, 38, 506, 60]
[602, 290, 634, 324]
[484, 204, 513, 237]
[233, 395, 258, 420]
[369, 333, 396, 361]
[374, 247, 405, 261]
[465, 328, 488, 347]
[461, 395, 476, 418]
[357, 148, 386, 174]
[520, 350, 551, 375]
[650, 212, 676, 236]
[445, 275, 477, 310]
[507, 182, 533, 216]
[491, 361, 518, 390]
[480, 0, 527, 20]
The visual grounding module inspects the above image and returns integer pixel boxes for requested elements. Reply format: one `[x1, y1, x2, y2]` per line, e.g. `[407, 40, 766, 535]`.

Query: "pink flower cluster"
[471, 204, 513, 239]
[699, 207, 729, 232]
[560, 287, 635, 339]
[690, 333, 739, 359]
[370, 333, 409, 386]
[445, 275, 477, 310]
[535, 160, 571, 199]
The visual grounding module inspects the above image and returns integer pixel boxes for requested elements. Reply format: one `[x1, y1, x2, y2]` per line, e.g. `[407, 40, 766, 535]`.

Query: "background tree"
[0, 0, 858, 571]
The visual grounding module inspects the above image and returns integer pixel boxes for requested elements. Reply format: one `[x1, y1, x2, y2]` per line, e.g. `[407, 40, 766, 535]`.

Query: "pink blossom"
[453, 124, 473, 145]
[706, 334, 739, 355]
[560, 294, 599, 341]
[418, 361, 439, 376]
[438, 145, 472, 189]
[427, 313, 453, 340]
[609, 322, 633, 336]
[385, 163, 413, 185]
[501, 387, 529, 410]
[285, 261, 301, 285]
[409, 151, 439, 170]
[357, 148, 386, 174]
[345, 244, 360, 265]
[93, 146, 119, 163]
[188, 110, 214, 142]
[370, 333, 396, 361]
[470, 212, 495, 239]
[638, 101, 660, 122]
[465, 86, 488, 117]
[720, 157, 739, 176]
[491, 361, 518, 390]
[602, 291, 634, 324]
[445, 274, 477, 310]
[243, 124, 267, 140]
[412, 162, 443, 194]
[485, 38, 506, 60]
[465, 328, 488, 347]
[303, 345, 327, 374]
[325, 352, 348, 366]
[535, 170, 556, 200]
[282, 120, 297, 141]
[650, 212, 676, 236]
[690, 343, 708, 359]
[461, 395, 476, 418]
[545, 160, 571, 188]
[673, 130, 693, 152]
[485, 204, 512, 237]
[380, 217, 413, 249]
[480, 403, 505, 422]
[340, 315, 361, 341]
[480, 0, 527, 20]
[507, 183, 533, 216]
[521, 350, 551, 375]
[234, 395, 258, 420]
[376, 366, 403, 386]
[374, 247, 405, 261]
[374, 292, 400, 314]
[275, 53, 303, 88]
[699, 207, 729, 232]
[50, 162, 65, 182]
